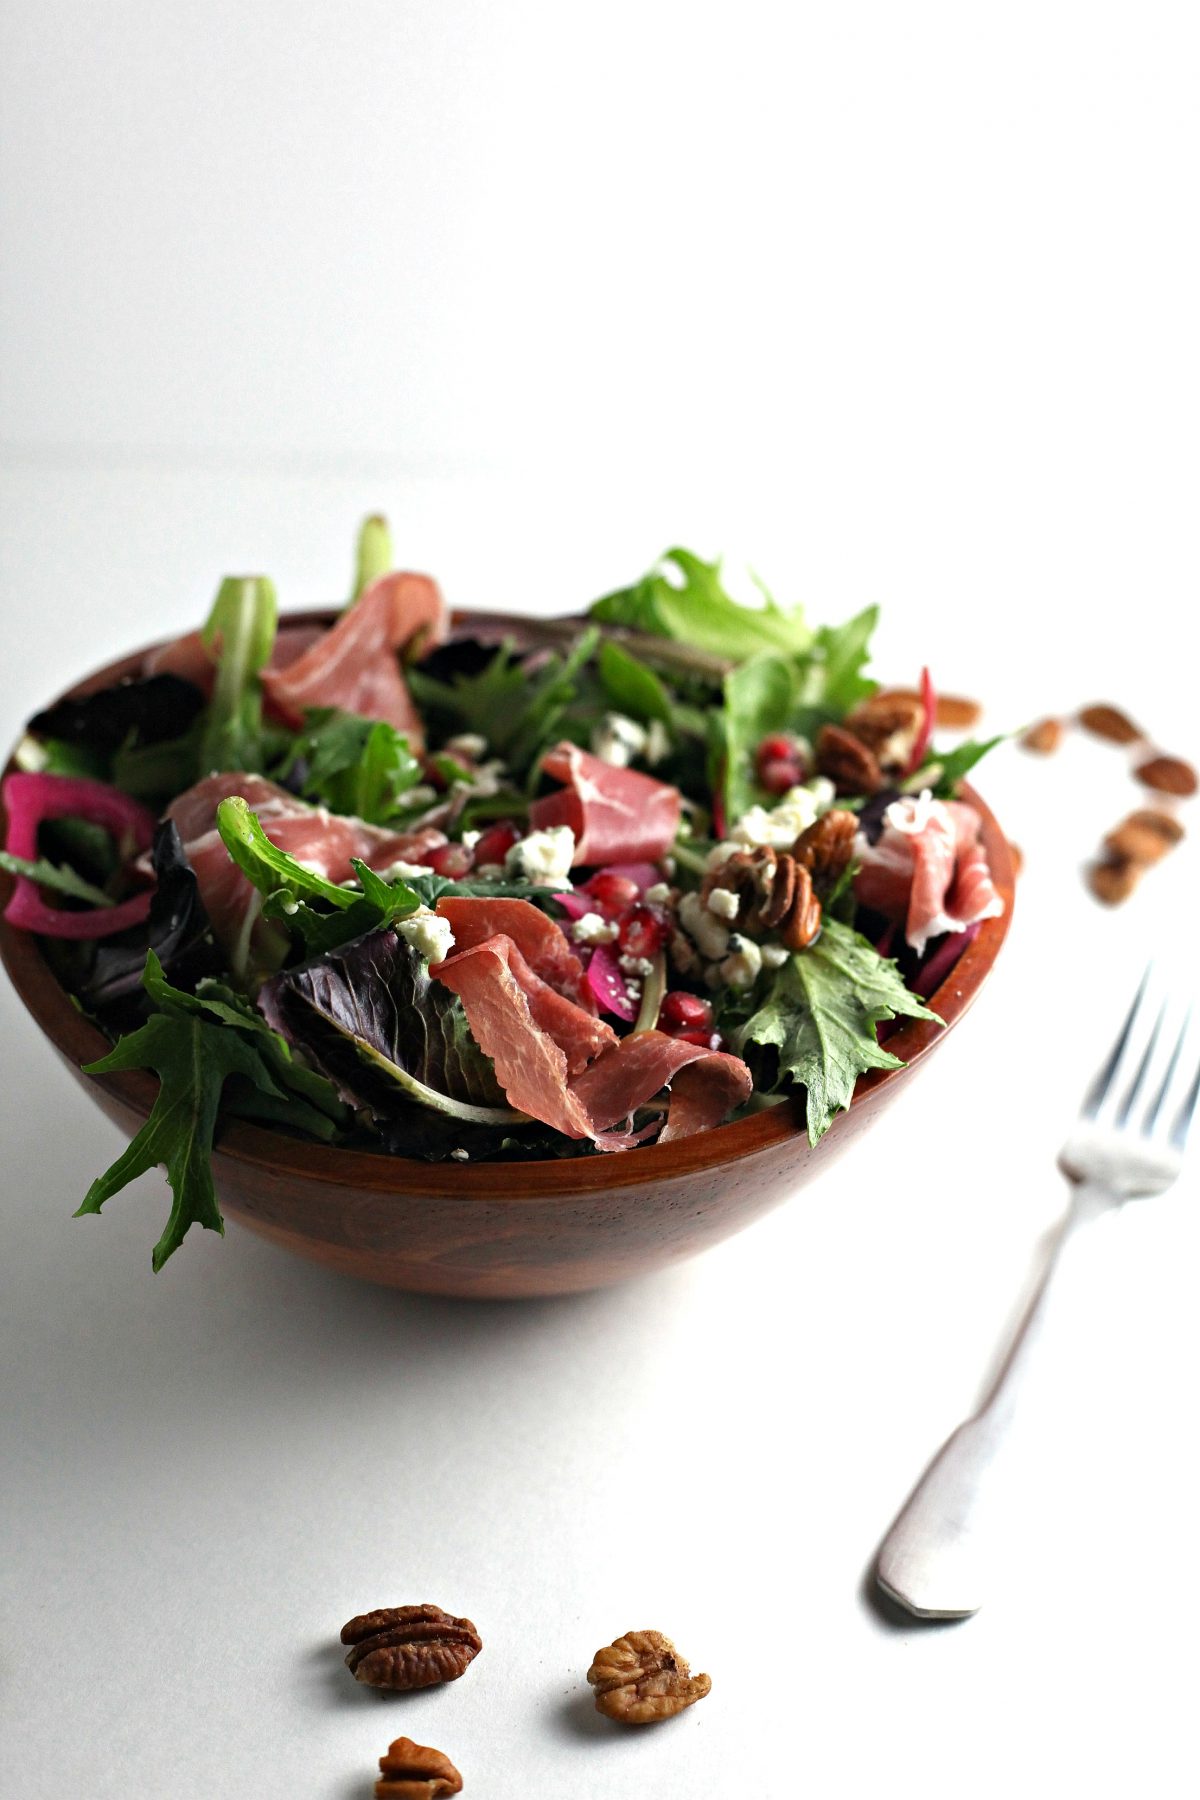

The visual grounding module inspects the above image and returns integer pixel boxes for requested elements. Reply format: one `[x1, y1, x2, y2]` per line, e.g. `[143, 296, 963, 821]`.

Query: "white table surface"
[3, 5, 1200, 1793]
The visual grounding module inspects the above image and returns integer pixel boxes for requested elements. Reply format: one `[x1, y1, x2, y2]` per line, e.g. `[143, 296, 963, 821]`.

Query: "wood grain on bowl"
[0, 612, 1015, 1298]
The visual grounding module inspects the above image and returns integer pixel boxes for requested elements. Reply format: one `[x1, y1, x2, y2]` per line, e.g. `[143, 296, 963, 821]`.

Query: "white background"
[2, 6, 1199, 1797]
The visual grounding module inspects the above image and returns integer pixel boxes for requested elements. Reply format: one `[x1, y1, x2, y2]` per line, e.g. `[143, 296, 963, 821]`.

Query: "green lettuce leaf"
[713, 653, 801, 821]
[408, 628, 599, 776]
[0, 850, 114, 908]
[350, 512, 393, 604]
[918, 735, 1005, 797]
[596, 639, 673, 723]
[733, 918, 941, 1143]
[276, 708, 422, 822]
[591, 548, 810, 662]
[199, 575, 278, 772]
[804, 606, 879, 716]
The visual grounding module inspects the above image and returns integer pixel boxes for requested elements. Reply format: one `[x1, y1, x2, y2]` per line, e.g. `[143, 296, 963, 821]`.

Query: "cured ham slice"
[165, 772, 447, 955]
[143, 622, 325, 689]
[853, 791, 1003, 955]
[432, 935, 751, 1145]
[434, 895, 593, 1009]
[530, 743, 681, 867]
[260, 572, 447, 744]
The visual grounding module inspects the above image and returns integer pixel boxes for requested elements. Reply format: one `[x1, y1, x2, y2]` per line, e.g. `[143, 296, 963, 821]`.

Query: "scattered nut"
[341, 1606, 482, 1691]
[1104, 809, 1185, 866]
[791, 808, 858, 896]
[375, 1736, 463, 1799]
[1078, 703, 1143, 744]
[815, 723, 884, 795]
[779, 862, 823, 951]
[587, 1629, 712, 1725]
[1088, 859, 1141, 906]
[934, 693, 983, 729]
[1020, 717, 1064, 755]
[1133, 754, 1197, 797]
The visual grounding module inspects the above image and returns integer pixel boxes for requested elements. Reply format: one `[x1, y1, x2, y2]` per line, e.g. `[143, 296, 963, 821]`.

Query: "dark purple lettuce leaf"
[80, 821, 222, 1012]
[29, 674, 205, 752]
[258, 928, 511, 1128]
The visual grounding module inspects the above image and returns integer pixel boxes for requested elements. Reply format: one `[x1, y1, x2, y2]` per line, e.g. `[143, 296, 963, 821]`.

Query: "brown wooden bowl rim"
[0, 609, 1014, 1200]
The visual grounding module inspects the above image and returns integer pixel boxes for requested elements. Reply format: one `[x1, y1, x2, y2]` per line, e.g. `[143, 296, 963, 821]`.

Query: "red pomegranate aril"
[756, 733, 797, 765]
[425, 843, 475, 878]
[617, 902, 670, 959]
[675, 1028, 725, 1051]
[758, 756, 803, 795]
[472, 821, 521, 867]
[585, 872, 641, 918]
[658, 991, 714, 1033]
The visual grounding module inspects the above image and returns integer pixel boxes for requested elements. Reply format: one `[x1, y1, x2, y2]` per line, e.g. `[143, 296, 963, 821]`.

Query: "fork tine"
[1116, 1000, 1167, 1126]
[1142, 1006, 1189, 1136]
[1169, 1033, 1200, 1151]
[1080, 964, 1154, 1119]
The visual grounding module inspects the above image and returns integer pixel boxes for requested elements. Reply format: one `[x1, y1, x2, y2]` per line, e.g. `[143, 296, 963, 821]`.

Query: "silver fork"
[875, 965, 1200, 1619]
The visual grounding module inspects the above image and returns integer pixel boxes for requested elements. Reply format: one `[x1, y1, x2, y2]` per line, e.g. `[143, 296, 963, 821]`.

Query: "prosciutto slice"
[432, 934, 751, 1145]
[143, 622, 325, 689]
[260, 572, 447, 744]
[530, 743, 681, 867]
[164, 772, 447, 955]
[854, 792, 1003, 955]
[434, 895, 593, 1010]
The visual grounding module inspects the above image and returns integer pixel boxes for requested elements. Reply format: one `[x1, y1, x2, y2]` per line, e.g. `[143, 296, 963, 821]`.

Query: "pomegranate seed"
[675, 1028, 725, 1050]
[658, 991, 713, 1033]
[472, 821, 521, 867]
[585, 872, 641, 917]
[425, 843, 475, 878]
[617, 902, 670, 959]
[756, 733, 796, 765]
[758, 756, 803, 795]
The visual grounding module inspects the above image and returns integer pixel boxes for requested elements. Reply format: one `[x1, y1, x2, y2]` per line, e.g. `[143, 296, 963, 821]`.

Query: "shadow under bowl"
[0, 612, 1015, 1298]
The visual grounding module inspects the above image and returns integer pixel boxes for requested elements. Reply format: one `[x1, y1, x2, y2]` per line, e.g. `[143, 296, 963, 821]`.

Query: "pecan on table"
[1078, 702, 1143, 744]
[1134, 753, 1197, 797]
[815, 723, 883, 796]
[791, 808, 858, 897]
[587, 1629, 712, 1725]
[375, 1735, 463, 1799]
[842, 690, 925, 774]
[341, 1605, 482, 1691]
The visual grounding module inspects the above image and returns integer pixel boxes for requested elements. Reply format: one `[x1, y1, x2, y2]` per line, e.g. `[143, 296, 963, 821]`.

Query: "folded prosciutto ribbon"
[430, 898, 752, 1146]
[530, 743, 682, 866]
[853, 793, 1003, 956]
[146, 571, 448, 750]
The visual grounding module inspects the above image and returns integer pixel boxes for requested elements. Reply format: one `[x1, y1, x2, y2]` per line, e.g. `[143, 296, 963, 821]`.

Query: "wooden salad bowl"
[0, 613, 1015, 1299]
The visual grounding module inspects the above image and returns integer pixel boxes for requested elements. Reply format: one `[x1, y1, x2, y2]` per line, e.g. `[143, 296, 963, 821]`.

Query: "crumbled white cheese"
[475, 862, 505, 880]
[460, 829, 482, 852]
[619, 954, 655, 979]
[644, 719, 671, 766]
[450, 1147, 470, 1162]
[809, 777, 835, 810]
[505, 825, 576, 887]
[706, 886, 740, 923]
[719, 933, 763, 989]
[662, 855, 677, 877]
[396, 907, 456, 964]
[403, 784, 439, 808]
[761, 943, 790, 969]
[591, 711, 648, 767]
[730, 780, 830, 850]
[644, 882, 673, 905]
[572, 911, 618, 945]
[678, 890, 730, 960]
[376, 859, 438, 881]
[445, 733, 489, 761]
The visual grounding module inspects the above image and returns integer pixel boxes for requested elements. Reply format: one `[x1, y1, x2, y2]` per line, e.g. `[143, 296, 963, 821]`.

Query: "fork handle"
[875, 1180, 1110, 1618]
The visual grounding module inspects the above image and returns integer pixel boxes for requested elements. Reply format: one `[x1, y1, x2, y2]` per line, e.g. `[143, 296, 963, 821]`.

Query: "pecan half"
[815, 723, 883, 795]
[375, 1736, 462, 1799]
[791, 808, 858, 897]
[1104, 809, 1185, 866]
[1078, 703, 1142, 744]
[1088, 859, 1141, 906]
[842, 691, 924, 773]
[1020, 717, 1064, 755]
[779, 863, 822, 950]
[1134, 753, 1197, 797]
[703, 848, 794, 932]
[587, 1629, 711, 1725]
[341, 1605, 482, 1691]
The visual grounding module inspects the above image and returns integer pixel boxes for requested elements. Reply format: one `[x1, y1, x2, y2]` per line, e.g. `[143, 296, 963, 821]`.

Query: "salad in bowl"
[1, 523, 1005, 1274]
